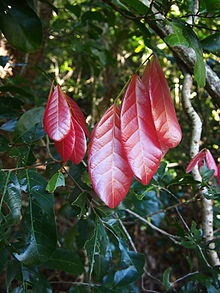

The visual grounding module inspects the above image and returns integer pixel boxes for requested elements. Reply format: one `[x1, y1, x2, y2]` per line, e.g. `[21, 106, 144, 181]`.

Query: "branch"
[182, 73, 220, 266]
[125, 208, 181, 245]
[171, 271, 199, 288]
[148, 11, 220, 108]
[50, 281, 101, 288]
[102, 1, 220, 108]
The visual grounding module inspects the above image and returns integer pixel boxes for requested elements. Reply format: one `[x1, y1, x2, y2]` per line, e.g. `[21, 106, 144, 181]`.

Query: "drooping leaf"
[42, 248, 83, 275]
[162, 267, 172, 290]
[69, 117, 87, 164]
[14, 171, 57, 265]
[205, 149, 218, 176]
[202, 0, 220, 12]
[46, 172, 65, 193]
[120, 0, 148, 14]
[103, 238, 145, 288]
[165, 20, 206, 87]
[88, 104, 133, 208]
[142, 57, 182, 149]
[120, 74, 163, 185]
[43, 85, 71, 142]
[54, 119, 75, 162]
[65, 94, 90, 138]
[84, 218, 112, 278]
[72, 193, 87, 219]
[4, 174, 22, 223]
[186, 149, 206, 173]
[0, 0, 42, 52]
[15, 107, 45, 142]
[201, 33, 220, 57]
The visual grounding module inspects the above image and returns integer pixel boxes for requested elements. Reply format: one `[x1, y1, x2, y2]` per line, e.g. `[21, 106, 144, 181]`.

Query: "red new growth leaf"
[205, 149, 218, 176]
[43, 85, 71, 141]
[186, 150, 206, 173]
[65, 94, 90, 138]
[69, 118, 87, 164]
[142, 56, 182, 148]
[88, 104, 133, 208]
[217, 165, 220, 186]
[54, 119, 75, 162]
[120, 74, 163, 185]
[186, 148, 218, 176]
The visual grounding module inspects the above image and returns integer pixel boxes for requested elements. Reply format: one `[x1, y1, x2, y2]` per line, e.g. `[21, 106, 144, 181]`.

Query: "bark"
[182, 73, 220, 266]
[148, 14, 220, 108]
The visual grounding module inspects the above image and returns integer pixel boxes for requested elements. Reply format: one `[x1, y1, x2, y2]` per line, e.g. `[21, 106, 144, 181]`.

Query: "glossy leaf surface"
[142, 57, 182, 149]
[186, 150, 206, 173]
[205, 149, 218, 176]
[65, 94, 90, 138]
[121, 74, 163, 185]
[0, 0, 42, 52]
[88, 104, 132, 208]
[69, 117, 87, 164]
[14, 171, 57, 265]
[54, 119, 75, 162]
[43, 85, 71, 141]
[46, 172, 65, 193]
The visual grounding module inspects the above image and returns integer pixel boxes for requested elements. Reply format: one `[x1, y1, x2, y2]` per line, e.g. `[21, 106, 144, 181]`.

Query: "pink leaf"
[217, 164, 220, 186]
[65, 94, 90, 138]
[54, 119, 75, 162]
[88, 104, 133, 208]
[142, 56, 182, 148]
[205, 149, 218, 176]
[69, 117, 87, 165]
[43, 85, 71, 141]
[186, 150, 206, 173]
[120, 74, 163, 185]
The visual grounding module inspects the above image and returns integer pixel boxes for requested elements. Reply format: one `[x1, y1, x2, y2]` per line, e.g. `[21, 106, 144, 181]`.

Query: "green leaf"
[6, 259, 22, 291]
[84, 218, 112, 279]
[0, 0, 43, 52]
[104, 239, 145, 287]
[165, 20, 206, 87]
[202, 0, 220, 12]
[0, 85, 34, 98]
[42, 248, 83, 275]
[120, 0, 148, 14]
[15, 107, 45, 143]
[0, 135, 10, 151]
[65, 3, 81, 17]
[201, 33, 220, 57]
[14, 170, 57, 265]
[162, 267, 172, 290]
[4, 173, 22, 223]
[72, 193, 87, 219]
[46, 172, 65, 193]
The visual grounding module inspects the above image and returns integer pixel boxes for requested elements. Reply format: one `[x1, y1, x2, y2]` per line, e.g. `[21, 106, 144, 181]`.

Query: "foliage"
[0, 0, 220, 292]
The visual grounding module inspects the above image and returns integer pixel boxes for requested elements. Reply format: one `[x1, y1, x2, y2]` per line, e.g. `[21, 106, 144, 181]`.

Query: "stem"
[0, 171, 11, 212]
[182, 73, 220, 266]
[125, 208, 181, 244]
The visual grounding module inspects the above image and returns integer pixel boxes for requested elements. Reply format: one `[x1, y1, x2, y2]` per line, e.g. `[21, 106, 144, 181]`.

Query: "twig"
[0, 171, 11, 212]
[45, 135, 61, 162]
[125, 208, 181, 245]
[1, 161, 58, 172]
[50, 281, 101, 288]
[171, 271, 199, 288]
[116, 215, 137, 252]
[182, 73, 220, 266]
[62, 166, 87, 193]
